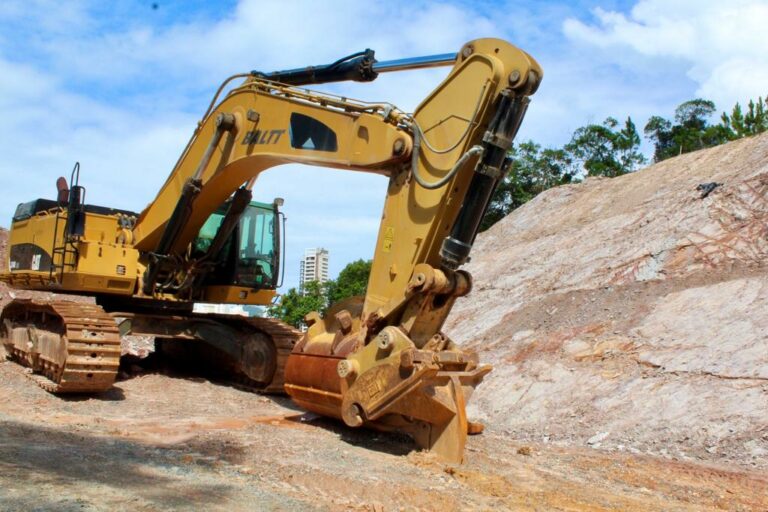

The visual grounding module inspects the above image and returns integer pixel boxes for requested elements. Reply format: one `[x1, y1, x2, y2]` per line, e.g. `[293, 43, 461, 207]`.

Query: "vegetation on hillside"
[481, 95, 768, 230]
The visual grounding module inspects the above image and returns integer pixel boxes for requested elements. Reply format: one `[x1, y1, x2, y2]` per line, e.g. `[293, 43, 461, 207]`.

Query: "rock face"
[445, 132, 768, 468]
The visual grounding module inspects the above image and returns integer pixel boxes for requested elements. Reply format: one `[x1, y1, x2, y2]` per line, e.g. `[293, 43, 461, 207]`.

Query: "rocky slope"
[445, 132, 768, 469]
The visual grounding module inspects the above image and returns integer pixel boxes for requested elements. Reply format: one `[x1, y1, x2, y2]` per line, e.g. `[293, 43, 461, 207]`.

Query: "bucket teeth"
[411, 376, 469, 463]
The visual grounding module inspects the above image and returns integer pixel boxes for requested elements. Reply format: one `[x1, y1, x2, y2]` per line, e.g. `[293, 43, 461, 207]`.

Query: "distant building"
[299, 247, 329, 291]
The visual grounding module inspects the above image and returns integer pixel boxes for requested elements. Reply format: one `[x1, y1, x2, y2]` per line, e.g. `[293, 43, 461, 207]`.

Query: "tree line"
[482, 95, 768, 230]
[269, 95, 768, 327]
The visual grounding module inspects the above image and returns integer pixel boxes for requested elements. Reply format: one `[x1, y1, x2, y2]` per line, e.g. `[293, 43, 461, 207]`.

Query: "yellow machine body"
[1, 202, 278, 306]
[4, 208, 139, 296]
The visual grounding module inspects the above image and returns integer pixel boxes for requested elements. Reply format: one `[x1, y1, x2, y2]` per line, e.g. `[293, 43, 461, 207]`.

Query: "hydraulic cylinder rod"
[440, 89, 530, 269]
[253, 51, 457, 87]
[372, 53, 457, 73]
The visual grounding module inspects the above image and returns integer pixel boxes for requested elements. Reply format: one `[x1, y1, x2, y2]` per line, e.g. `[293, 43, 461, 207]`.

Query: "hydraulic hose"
[407, 81, 488, 189]
[411, 130, 483, 190]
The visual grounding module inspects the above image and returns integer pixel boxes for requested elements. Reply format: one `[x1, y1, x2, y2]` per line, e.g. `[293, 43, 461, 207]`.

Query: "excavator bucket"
[285, 318, 491, 463]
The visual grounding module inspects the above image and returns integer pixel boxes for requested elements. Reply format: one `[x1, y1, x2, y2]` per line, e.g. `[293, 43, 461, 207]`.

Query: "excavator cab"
[192, 199, 282, 291]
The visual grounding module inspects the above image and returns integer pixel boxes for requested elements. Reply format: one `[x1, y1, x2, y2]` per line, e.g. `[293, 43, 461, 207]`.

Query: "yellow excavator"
[0, 38, 541, 462]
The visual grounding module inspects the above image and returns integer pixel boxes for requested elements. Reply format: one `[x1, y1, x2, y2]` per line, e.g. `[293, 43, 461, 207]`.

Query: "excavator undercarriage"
[117, 310, 300, 393]
[0, 299, 302, 394]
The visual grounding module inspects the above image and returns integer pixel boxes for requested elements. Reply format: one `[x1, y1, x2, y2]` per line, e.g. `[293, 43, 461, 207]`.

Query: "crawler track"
[120, 310, 301, 394]
[241, 316, 301, 393]
[194, 314, 301, 394]
[1, 299, 120, 393]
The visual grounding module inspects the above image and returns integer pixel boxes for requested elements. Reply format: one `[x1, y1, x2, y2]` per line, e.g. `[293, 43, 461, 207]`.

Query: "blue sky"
[1, 0, 766, 291]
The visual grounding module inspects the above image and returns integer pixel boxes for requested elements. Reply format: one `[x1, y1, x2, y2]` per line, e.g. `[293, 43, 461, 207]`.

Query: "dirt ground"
[0, 354, 766, 512]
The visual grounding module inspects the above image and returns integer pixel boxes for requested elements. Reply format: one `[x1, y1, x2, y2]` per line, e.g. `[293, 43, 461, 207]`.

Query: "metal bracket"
[482, 131, 513, 150]
[475, 163, 504, 179]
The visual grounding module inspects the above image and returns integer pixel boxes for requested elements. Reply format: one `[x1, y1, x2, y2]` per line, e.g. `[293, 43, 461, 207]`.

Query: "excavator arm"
[132, 38, 542, 462]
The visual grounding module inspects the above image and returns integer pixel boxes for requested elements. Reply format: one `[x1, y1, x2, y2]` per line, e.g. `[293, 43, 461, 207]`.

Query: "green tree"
[567, 117, 645, 177]
[674, 99, 726, 154]
[481, 141, 575, 231]
[645, 99, 729, 162]
[616, 117, 646, 172]
[326, 259, 371, 305]
[675, 99, 716, 129]
[644, 115, 674, 162]
[743, 98, 768, 134]
[720, 97, 768, 139]
[534, 146, 576, 192]
[268, 259, 373, 327]
[267, 280, 328, 329]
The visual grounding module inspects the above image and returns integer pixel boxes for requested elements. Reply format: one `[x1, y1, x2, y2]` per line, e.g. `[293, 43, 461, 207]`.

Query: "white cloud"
[0, 0, 90, 34]
[16, 0, 494, 95]
[563, 1, 768, 109]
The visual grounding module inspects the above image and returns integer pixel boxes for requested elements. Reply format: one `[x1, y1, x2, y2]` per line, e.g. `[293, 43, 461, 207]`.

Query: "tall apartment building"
[299, 247, 329, 291]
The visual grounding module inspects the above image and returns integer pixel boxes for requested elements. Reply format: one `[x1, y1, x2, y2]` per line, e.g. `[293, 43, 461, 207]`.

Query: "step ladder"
[48, 162, 85, 284]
